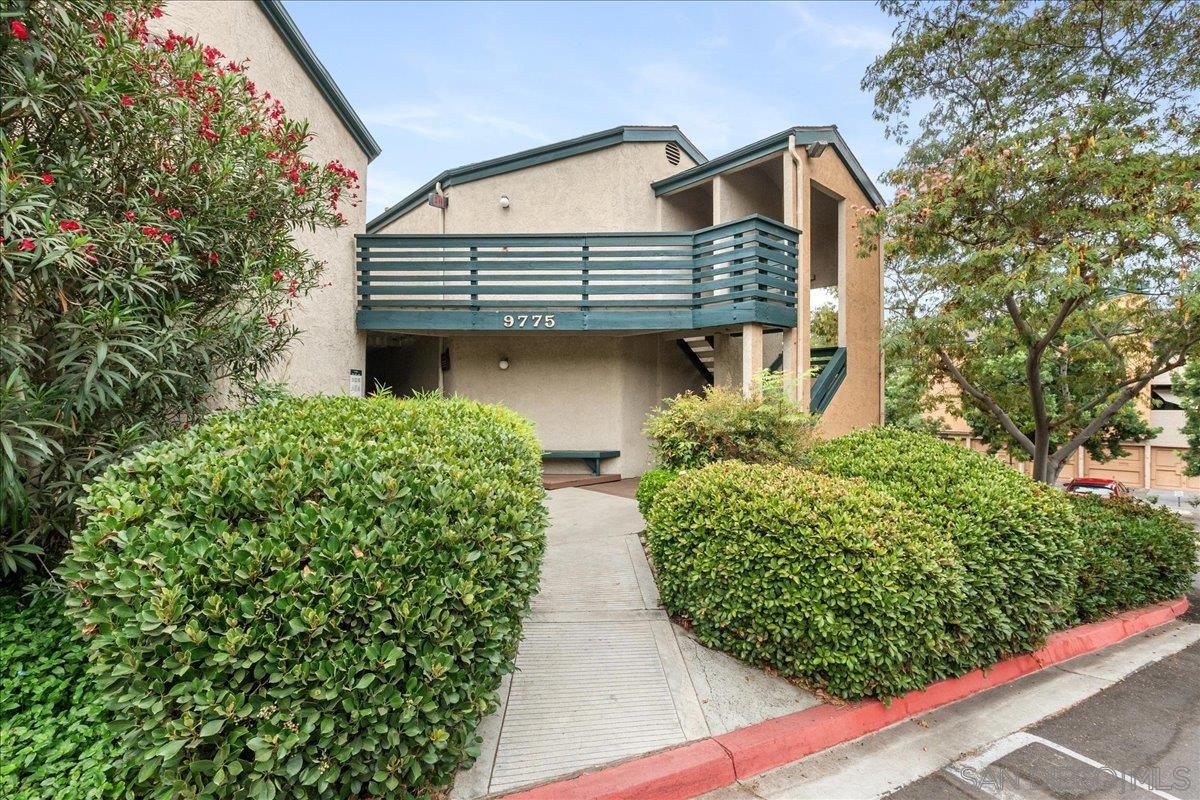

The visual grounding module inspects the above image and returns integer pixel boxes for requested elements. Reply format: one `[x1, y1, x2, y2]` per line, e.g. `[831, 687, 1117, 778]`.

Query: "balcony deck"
[356, 214, 799, 333]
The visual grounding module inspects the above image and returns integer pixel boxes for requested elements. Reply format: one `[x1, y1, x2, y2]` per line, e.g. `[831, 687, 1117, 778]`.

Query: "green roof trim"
[366, 126, 706, 233]
[651, 126, 885, 209]
[255, 0, 381, 162]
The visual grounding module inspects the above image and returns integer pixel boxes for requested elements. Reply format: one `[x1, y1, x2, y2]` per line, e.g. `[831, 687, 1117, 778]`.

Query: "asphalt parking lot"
[886, 640, 1200, 800]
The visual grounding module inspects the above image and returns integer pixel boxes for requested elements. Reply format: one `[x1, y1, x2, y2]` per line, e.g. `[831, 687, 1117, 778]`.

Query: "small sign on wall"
[349, 368, 364, 397]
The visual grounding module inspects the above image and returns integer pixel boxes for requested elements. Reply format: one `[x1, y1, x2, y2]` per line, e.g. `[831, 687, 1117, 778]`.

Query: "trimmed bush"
[0, 586, 123, 800]
[1070, 495, 1197, 622]
[59, 394, 547, 799]
[644, 383, 817, 471]
[808, 428, 1081, 669]
[635, 468, 679, 517]
[645, 461, 965, 699]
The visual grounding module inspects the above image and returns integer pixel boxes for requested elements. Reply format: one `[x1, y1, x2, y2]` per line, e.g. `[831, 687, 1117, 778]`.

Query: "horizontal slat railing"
[356, 214, 799, 331]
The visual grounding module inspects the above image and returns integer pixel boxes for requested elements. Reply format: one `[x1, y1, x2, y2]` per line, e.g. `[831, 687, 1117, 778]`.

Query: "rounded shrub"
[635, 468, 679, 518]
[808, 428, 1081, 669]
[59, 394, 547, 799]
[1069, 495, 1197, 622]
[645, 461, 965, 699]
[644, 384, 818, 471]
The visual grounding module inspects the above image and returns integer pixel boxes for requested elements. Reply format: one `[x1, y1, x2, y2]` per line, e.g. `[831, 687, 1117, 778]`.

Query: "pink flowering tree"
[1, 0, 360, 575]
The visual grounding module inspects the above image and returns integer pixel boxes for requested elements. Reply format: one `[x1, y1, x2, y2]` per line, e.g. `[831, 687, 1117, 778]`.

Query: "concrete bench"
[542, 450, 620, 476]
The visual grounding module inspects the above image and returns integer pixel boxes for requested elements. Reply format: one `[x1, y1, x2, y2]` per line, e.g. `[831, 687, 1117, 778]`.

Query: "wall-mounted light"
[806, 142, 828, 159]
[499, 195, 511, 209]
[498, 357, 510, 370]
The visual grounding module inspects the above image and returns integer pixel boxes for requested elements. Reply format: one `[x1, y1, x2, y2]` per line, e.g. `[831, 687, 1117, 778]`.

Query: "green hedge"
[59, 394, 547, 799]
[808, 428, 1081, 669]
[1070, 495, 1197, 622]
[635, 468, 679, 518]
[1, 587, 123, 800]
[645, 461, 965, 699]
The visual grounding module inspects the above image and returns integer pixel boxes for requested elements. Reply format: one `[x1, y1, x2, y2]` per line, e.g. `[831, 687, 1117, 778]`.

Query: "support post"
[742, 323, 764, 398]
[785, 143, 811, 410]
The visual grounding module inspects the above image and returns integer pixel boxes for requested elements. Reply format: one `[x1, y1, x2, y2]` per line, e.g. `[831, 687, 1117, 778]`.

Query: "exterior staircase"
[675, 338, 847, 412]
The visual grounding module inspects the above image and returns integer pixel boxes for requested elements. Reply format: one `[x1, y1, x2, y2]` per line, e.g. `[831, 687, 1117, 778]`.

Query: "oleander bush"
[59, 394, 547, 799]
[808, 428, 1081, 670]
[645, 461, 965, 699]
[1070, 495, 1197, 622]
[635, 468, 679, 517]
[644, 381, 818, 471]
[1, 0, 360, 577]
[0, 586, 122, 800]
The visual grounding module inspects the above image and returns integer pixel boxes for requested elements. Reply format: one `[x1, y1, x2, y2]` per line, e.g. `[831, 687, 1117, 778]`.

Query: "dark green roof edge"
[366, 126, 706, 233]
[255, 0, 381, 162]
[651, 126, 885, 208]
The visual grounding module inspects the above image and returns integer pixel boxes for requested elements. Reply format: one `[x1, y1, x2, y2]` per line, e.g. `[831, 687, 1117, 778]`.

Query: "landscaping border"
[500, 597, 1189, 800]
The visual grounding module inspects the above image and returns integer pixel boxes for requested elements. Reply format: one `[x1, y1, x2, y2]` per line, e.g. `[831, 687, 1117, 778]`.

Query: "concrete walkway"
[451, 487, 820, 798]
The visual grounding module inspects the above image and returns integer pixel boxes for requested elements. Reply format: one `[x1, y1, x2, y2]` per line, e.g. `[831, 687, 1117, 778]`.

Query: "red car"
[1064, 477, 1132, 498]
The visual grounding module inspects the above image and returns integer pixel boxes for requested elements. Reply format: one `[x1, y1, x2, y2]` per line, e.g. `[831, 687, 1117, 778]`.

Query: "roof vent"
[665, 141, 681, 166]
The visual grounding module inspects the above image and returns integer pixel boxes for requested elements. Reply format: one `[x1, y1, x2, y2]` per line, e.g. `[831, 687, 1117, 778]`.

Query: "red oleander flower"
[151, 6, 163, 18]
[294, 186, 306, 196]
[10, 21, 29, 40]
[123, 210, 136, 221]
[121, 95, 133, 106]
[167, 208, 181, 219]
[41, 173, 55, 185]
[208, 252, 218, 263]
[266, 314, 278, 328]
[160, 233, 173, 244]
[59, 220, 82, 232]
[103, 11, 115, 22]
[141, 225, 159, 236]
[18, 238, 35, 251]
[272, 269, 283, 281]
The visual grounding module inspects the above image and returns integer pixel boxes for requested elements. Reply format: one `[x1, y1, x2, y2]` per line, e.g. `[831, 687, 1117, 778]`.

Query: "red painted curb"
[501, 739, 736, 800]
[498, 597, 1188, 800]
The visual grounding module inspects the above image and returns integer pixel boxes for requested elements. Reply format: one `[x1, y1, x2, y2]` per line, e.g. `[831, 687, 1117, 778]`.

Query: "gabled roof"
[366, 126, 706, 233]
[256, 0, 381, 162]
[651, 126, 885, 209]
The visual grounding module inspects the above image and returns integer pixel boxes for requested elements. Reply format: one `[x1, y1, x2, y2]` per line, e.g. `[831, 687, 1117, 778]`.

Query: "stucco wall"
[376, 141, 696, 235]
[437, 333, 703, 475]
[805, 154, 884, 436]
[160, 1, 369, 396]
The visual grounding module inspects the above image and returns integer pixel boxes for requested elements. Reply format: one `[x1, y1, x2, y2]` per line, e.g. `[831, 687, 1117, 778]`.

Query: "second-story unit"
[360, 125, 885, 477]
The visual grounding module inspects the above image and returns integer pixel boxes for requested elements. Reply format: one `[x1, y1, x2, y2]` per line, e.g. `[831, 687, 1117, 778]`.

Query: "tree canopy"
[864, 0, 1200, 483]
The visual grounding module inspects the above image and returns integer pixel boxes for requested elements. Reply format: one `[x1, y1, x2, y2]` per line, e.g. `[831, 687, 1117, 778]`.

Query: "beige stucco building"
[364, 127, 885, 477]
[167, 2, 885, 479]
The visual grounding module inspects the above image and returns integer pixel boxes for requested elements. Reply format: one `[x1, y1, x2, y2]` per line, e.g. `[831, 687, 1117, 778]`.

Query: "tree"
[1176, 361, 1200, 477]
[0, 0, 360, 576]
[862, 0, 1200, 484]
[882, 321, 941, 434]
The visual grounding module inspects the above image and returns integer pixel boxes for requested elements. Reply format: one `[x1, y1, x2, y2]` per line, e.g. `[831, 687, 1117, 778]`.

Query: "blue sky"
[283, 1, 902, 219]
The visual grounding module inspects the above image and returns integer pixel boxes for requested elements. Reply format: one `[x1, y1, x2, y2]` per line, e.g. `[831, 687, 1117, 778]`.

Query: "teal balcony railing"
[356, 214, 799, 332]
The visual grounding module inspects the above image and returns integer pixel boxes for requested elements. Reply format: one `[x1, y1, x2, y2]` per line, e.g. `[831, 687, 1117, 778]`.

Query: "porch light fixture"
[499, 195, 511, 208]
[806, 141, 828, 159]
[498, 357, 510, 370]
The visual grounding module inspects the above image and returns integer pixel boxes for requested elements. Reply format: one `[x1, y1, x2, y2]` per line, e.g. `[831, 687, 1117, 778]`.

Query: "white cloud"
[362, 102, 551, 145]
[777, 3, 892, 57]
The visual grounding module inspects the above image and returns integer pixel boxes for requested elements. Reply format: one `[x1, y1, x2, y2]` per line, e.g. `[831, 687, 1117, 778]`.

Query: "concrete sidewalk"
[451, 487, 820, 798]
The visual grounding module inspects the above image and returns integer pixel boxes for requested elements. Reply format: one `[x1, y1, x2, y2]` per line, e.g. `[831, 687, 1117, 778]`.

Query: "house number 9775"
[502, 314, 555, 328]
